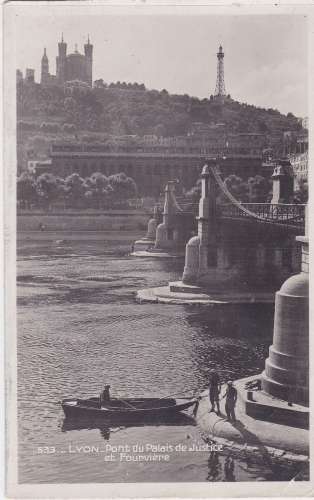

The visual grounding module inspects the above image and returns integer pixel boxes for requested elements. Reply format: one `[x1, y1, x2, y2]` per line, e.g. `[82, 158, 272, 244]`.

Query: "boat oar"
[159, 387, 207, 400]
[118, 397, 137, 410]
[158, 389, 198, 400]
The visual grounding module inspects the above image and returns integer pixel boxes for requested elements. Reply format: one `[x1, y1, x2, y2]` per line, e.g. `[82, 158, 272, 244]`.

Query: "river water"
[17, 235, 308, 483]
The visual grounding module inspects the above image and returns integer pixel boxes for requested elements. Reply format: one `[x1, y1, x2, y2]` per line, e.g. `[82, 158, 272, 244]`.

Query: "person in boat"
[222, 381, 237, 422]
[208, 370, 221, 414]
[100, 385, 111, 407]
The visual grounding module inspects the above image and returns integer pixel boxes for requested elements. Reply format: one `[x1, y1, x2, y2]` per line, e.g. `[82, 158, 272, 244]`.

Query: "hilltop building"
[16, 34, 93, 88]
[16, 69, 23, 83]
[17, 68, 36, 84]
[25, 68, 35, 82]
[41, 35, 93, 87]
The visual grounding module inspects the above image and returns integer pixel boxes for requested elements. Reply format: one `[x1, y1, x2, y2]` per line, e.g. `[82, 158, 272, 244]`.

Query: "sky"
[11, 7, 308, 117]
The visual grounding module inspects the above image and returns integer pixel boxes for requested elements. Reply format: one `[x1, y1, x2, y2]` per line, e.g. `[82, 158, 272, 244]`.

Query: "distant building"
[142, 135, 159, 146]
[64, 80, 92, 95]
[16, 69, 23, 83]
[289, 151, 308, 189]
[16, 34, 93, 87]
[40, 48, 58, 87]
[296, 132, 308, 154]
[37, 140, 270, 197]
[25, 68, 35, 82]
[283, 131, 308, 156]
[28, 159, 52, 175]
[189, 122, 226, 136]
[41, 35, 93, 87]
[302, 117, 308, 130]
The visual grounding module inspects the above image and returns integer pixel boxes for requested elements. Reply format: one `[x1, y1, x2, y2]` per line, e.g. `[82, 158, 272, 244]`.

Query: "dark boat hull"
[61, 397, 197, 422]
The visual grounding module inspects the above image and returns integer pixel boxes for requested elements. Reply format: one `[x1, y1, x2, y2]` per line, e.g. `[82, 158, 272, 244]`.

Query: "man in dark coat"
[208, 370, 221, 414]
[100, 385, 111, 407]
[222, 381, 237, 422]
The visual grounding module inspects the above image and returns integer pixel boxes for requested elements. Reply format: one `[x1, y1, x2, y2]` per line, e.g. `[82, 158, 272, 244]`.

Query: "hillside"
[16, 80, 304, 170]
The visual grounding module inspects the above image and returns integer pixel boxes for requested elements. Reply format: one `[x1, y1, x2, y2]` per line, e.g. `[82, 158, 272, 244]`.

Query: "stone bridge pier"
[154, 182, 196, 253]
[132, 179, 197, 256]
[180, 162, 302, 297]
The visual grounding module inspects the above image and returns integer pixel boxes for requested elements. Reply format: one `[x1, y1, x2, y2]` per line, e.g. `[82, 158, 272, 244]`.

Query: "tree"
[108, 172, 137, 206]
[222, 175, 249, 203]
[36, 173, 59, 210]
[185, 179, 201, 201]
[55, 177, 67, 208]
[64, 173, 86, 208]
[27, 135, 51, 157]
[257, 119, 269, 133]
[84, 172, 111, 209]
[40, 122, 61, 133]
[62, 123, 76, 133]
[17, 172, 38, 209]
[154, 123, 167, 137]
[94, 79, 107, 89]
[64, 96, 78, 121]
[248, 175, 271, 202]
[294, 178, 308, 203]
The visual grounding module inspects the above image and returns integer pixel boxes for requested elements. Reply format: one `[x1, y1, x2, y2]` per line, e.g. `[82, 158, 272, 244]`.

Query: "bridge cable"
[210, 166, 304, 228]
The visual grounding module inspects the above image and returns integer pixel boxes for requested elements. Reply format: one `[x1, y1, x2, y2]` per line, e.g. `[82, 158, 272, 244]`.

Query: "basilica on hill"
[41, 34, 93, 87]
[17, 34, 93, 88]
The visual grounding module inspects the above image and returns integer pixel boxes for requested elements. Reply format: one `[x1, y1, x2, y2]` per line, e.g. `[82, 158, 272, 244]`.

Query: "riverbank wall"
[17, 210, 150, 232]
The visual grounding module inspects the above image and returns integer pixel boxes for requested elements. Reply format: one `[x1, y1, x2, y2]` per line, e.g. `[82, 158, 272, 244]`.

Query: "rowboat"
[61, 396, 198, 421]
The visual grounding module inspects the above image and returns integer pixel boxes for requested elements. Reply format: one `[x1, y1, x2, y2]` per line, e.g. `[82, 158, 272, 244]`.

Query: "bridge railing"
[219, 203, 306, 223]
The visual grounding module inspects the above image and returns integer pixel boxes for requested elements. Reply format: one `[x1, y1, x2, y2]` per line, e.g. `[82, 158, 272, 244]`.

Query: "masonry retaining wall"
[17, 211, 150, 232]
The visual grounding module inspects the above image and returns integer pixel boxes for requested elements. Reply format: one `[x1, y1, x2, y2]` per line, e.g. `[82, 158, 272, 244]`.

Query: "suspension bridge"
[158, 166, 305, 233]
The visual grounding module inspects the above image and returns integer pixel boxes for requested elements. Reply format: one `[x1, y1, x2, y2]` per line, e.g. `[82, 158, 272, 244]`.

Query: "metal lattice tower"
[214, 45, 226, 97]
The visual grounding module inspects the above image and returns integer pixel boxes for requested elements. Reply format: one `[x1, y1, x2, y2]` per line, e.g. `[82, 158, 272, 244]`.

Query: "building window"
[167, 228, 174, 241]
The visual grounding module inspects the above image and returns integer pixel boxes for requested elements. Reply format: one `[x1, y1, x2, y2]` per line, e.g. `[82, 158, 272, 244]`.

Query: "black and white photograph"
[3, 2, 312, 497]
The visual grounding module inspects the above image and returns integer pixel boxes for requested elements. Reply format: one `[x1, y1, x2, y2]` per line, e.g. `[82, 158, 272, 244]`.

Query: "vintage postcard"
[3, 1, 313, 498]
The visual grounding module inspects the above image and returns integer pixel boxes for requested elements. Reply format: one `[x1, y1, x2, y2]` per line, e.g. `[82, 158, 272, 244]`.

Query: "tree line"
[185, 174, 308, 204]
[17, 79, 303, 139]
[17, 171, 138, 210]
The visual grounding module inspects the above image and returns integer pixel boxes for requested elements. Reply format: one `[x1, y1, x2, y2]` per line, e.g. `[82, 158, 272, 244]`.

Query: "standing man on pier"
[222, 381, 237, 422]
[100, 385, 111, 407]
[208, 370, 221, 414]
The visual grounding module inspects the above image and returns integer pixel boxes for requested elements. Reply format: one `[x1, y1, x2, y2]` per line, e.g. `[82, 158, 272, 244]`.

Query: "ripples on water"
[17, 237, 308, 483]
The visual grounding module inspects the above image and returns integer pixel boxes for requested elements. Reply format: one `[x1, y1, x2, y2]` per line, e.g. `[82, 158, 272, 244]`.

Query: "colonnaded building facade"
[33, 139, 274, 196]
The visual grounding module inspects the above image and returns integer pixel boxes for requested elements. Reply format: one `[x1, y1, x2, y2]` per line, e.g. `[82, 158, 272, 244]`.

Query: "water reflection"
[185, 306, 273, 384]
[224, 456, 235, 482]
[61, 412, 196, 438]
[207, 451, 221, 481]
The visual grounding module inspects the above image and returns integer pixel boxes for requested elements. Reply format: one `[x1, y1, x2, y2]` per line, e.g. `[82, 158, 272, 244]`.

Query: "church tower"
[56, 33, 67, 84]
[41, 48, 49, 85]
[84, 35, 93, 87]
